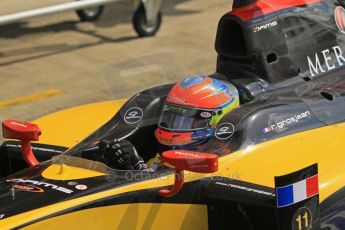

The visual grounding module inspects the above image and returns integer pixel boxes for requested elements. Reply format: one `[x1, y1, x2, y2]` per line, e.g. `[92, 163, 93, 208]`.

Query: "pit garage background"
[0, 0, 233, 140]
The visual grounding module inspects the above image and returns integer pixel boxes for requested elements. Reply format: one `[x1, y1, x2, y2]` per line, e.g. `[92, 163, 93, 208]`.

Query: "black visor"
[158, 104, 213, 131]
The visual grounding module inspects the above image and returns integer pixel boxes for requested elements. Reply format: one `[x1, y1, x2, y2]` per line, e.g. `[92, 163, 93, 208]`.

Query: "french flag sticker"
[276, 175, 319, 208]
[262, 127, 272, 133]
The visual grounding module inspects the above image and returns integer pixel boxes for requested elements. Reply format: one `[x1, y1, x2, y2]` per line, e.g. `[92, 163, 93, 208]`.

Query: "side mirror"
[158, 150, 218, 198]
[2, 120, 41, 167]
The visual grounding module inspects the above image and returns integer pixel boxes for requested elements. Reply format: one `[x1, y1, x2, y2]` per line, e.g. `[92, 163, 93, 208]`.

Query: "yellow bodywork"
[42, 164, 105, 180]
[32, 99, 127, 148]
[1, 99, 345, 229]
[22, 204, 208, 230]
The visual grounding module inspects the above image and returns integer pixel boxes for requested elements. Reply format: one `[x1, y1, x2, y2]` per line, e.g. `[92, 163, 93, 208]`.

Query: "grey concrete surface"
[0, 0, 233, 127]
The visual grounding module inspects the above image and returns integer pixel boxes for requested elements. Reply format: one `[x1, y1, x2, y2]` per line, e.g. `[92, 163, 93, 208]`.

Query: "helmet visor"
[158, 103, 213, 131]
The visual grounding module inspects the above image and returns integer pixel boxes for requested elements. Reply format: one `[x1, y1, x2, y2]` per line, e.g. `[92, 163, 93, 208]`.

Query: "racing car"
[1, 0, 345, 229]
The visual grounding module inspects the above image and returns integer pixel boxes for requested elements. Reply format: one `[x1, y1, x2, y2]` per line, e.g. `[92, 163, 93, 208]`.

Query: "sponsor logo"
[0, 214, 4, 219]
[307, 46, 345, 77]
[166, 96, 188, 105]
[200, 111, 212, 118]
[175, 151, 199, 157]
[263, 111, 311, 134]
[68, 182, 78, 186]
[7, 179, 73, 194]
[75, 184, 88, 190]
[163, 104, 187, 114]
[215, 182, 275, 197]
[335, 6, 345, 34]
[252, 21, 278, 33]
[124, 107, 143, 124]
[12, 184, 44, 193]
[6, 144, 63, 153]
[106, 172, 117, 182]
[215, 123, 235, 140]
[10, 121, 27, 128]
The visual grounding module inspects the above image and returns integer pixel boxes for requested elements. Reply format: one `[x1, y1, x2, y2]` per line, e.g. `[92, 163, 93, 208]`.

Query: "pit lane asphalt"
[0, 0, 233, 140]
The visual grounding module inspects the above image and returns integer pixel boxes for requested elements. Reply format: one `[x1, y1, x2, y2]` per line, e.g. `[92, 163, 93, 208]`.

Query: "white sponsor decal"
[10, 121, 27, 128]
[0, 214, 4, 219]
[215, 123, 235, 140]
[263, 111, 311, 134]
[200, 112, 212, 118]
[6, 144, 63, 153]
[75, 184, 88, 190]
[215, 182, 275, 197]
[124, 107, 143, 124]
[175, 151, 199, 157]
[252, 21, 278, 33]
[7, 179, 73, 194]
[307, 46, 345, 77]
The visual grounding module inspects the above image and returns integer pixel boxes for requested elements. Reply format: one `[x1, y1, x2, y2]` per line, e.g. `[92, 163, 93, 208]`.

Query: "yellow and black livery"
[2, 0, 345, 229]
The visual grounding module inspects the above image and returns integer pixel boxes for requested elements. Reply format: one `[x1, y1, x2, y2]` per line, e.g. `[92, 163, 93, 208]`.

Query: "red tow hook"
[2, 120, 41, 167]
[158, 150, 218, 198]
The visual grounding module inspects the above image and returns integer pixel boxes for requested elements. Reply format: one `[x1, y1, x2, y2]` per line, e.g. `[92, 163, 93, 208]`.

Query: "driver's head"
[155, 75, 239, 151]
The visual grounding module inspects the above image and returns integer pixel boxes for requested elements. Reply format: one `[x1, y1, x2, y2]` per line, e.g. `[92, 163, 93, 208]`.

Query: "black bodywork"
[2, 0, 345, 229]
[216, 0, 345, 96]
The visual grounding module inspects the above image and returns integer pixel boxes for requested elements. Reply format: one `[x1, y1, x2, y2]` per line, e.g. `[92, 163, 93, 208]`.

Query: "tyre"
[76, 1, 104, 22]
[133, 4, 162, 37]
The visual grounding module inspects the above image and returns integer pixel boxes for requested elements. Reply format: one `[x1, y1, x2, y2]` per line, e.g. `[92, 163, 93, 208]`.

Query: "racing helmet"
[155, 75, 239, 150]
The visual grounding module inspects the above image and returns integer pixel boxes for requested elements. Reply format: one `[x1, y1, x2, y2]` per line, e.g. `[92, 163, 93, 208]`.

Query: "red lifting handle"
[2, 120, 41, 167]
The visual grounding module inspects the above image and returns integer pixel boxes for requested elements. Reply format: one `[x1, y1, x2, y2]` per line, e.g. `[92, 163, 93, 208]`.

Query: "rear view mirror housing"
[162, 150, 218, 173]
[158, 150, 218, 198]
[2, 120, 41, 167]
[3, 120, 41, 141]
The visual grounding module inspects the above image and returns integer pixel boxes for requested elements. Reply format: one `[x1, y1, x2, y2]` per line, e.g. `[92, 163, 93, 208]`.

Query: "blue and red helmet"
[155, 75, 239, 150]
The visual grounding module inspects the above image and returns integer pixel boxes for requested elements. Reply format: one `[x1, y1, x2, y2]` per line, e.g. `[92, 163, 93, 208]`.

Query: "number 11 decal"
[292, 207, 312, 230]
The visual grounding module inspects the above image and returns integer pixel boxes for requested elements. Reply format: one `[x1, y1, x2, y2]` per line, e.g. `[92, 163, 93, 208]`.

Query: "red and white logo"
[12, 184, 44, 193]
[75, 184, 88, 190]
[200, 111, 212, 118]
[335, 6, 345, 34]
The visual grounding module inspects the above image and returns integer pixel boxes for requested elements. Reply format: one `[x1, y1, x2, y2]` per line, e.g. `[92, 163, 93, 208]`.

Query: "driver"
[99, 75, 240, 171]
